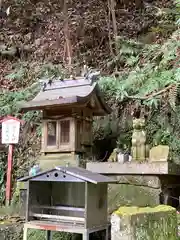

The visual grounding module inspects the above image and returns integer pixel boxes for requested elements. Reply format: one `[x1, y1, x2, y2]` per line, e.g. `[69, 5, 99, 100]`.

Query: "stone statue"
[131, 118, 146, 162]
[108, 148, 119, 162]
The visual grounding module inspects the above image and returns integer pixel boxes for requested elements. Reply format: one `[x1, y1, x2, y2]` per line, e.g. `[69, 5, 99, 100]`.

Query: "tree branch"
[63, 0, 72, 72]
[109, 0, 118, 55]
[128, 84, 174, 101]
[106, 0, 114, 57]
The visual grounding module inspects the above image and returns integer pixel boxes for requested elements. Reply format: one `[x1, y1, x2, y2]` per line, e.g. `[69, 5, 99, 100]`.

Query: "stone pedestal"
[38, 153, 82, 170]
[111, 206, 177, 240]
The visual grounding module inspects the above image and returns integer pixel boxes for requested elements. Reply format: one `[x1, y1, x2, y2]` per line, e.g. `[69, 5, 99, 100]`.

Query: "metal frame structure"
[18, 166, 116, 240]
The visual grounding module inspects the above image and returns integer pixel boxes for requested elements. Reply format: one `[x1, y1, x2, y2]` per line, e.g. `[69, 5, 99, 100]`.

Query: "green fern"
[5, 67, 26, 81]
[98, 28, 180, 163]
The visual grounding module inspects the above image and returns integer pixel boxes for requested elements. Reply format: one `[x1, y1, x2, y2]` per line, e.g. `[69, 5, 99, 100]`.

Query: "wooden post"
[6, 144, 13, 206]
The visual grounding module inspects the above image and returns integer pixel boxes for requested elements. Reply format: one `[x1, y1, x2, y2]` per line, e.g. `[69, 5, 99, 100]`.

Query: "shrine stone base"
[111, 205, 177, 240]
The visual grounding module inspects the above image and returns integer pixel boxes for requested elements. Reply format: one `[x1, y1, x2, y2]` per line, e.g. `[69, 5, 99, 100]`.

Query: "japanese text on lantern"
[1, 119, 20, 144]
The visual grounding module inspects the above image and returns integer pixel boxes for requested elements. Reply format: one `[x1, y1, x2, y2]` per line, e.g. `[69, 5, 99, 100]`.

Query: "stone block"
[108, 184, 161, 214]
[38, 153, 79, 170]
[114, 175, 160, 188]
[111, 205, 177, 240]
[149, 145, 169, 162]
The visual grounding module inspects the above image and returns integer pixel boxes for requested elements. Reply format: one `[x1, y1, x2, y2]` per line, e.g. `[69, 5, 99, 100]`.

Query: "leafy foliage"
[101, 30, 180, 100]
[0, 83, 42, 204]
[99, 26, 180, 162]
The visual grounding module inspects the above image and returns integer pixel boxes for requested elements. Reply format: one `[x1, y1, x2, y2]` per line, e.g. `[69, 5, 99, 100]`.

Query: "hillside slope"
[0, 0, 175, 89]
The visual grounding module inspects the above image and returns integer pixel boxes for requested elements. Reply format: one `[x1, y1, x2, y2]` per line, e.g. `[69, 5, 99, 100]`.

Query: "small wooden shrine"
[20, 77, 111, 169]
[18, 166, 116, 240]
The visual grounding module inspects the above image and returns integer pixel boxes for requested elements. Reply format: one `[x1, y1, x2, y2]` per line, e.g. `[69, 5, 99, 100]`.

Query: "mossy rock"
[108, 184, 160, 214]
[114, 205, 176, 216]
[111, 205, 178, 240]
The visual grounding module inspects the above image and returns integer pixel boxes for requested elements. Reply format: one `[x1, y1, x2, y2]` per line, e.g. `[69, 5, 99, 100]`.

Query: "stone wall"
[111, 205, 178, 240]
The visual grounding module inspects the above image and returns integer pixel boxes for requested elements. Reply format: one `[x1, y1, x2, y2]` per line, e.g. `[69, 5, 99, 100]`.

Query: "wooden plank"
[41, 121, 47, 152]
[86, 162, 180, 176]
[70, 118, 75, 151]
[30, 213, 85, 223]
[43, 147, 72, 152]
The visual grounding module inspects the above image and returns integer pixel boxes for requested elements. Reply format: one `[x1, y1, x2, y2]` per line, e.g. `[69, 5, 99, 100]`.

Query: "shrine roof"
[20, 77, 111, 116]
[18, 166, 117, 184]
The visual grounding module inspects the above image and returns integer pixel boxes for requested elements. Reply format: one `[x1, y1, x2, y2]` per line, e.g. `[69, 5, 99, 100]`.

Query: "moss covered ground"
[115, 205, 175, 215]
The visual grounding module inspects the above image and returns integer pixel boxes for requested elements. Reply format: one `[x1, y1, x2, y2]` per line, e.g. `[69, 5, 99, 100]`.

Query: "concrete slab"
[86, 162, 180, 176]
